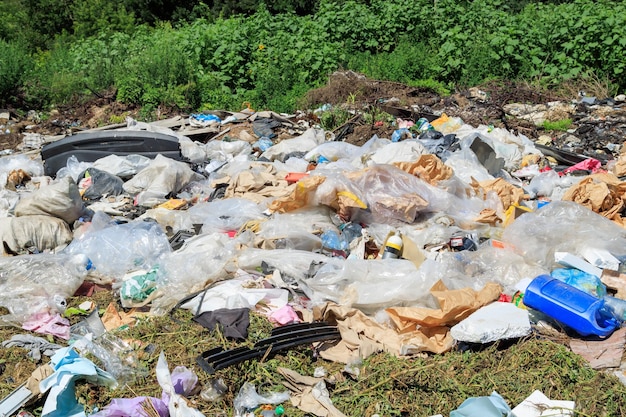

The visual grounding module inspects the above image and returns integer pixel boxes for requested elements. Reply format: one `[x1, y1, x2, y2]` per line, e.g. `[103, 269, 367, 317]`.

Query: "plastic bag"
[78, 167, 124, 200]
[179, 136, 207, 163]
[71, 331, 148, 384]
[156, 352, 206, 417]
[150, 232, 241, 315]
[349, 165, 450, 224]
[188, 197, 266, 234]
[0, 154, 44, 187]
[64, 216, 171, 278]
[502, 200, 626, 269]
[255, 208, 331, 251]
[92, 154, 151, 179]
[260, 128, 326, 162]
[15, 176, 88, 224]
[234, 382, 290, 417]
[204, 139, 252, 162]
[303, 258, 439, 313]
[55, 155, 93, 181]
[0, 253, 91, 325]
[123, 155, 204, 207]
[366, 140, 427, 165]
[236, 248, 333, 285]
[0, 188, 19, 216]
[304, 141, 366, 163]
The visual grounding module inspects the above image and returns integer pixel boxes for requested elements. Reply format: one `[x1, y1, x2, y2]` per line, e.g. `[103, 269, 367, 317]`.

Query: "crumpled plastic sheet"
[502, 200, 626, 269]
[302, 258, 440, 313]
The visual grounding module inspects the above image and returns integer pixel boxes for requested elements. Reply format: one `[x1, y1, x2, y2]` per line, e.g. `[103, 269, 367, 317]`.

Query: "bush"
[0, 40, 33, 105]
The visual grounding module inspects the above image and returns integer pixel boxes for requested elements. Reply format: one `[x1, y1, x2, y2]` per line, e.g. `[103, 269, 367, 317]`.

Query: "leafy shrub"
[0, 40, 33, 105]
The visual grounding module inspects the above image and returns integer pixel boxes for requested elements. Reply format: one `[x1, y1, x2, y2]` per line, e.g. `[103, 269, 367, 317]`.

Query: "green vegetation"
[1, 0, 625, 115]
[542, 118, 573, 131]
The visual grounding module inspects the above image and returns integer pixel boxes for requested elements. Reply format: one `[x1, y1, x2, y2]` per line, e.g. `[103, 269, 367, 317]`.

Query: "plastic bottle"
[523, 274, 618, 337]
[382, 234, 403, 259]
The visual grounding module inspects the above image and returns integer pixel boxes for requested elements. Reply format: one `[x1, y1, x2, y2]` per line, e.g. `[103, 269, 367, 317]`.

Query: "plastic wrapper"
[502, 201, 626, 269]
[123, 154, 204, 207]
[302, 258, 441, 313]
[150, 232, 241, 315]
[0, 215, 73, 255]
[0, 253, 91, 325]
[234, 382, 290, 417]
[64, 215, 171, 279]
[14, 176, 88, 224]
[188, 197, 266, 234]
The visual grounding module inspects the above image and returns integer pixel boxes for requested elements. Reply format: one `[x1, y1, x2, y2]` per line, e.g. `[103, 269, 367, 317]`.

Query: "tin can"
[416, 117, 434, 133]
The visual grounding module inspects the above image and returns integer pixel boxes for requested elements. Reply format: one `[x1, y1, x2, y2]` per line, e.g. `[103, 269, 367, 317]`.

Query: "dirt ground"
[1, 72, 580, 155]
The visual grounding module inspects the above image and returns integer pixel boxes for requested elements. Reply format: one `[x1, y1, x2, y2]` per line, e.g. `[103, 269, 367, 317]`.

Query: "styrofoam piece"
[512, 390, 575, 417]
[554, 252, 602, 278]
[581, 247, 620, 271]
[450, 302, 531, 343]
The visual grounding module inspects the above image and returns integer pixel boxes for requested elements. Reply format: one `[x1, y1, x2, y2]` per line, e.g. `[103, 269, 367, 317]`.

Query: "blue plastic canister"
[523, 274, 618, 337]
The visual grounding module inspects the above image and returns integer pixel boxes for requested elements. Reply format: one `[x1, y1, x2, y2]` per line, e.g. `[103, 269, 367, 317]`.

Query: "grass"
[2, 289, 626, 416]
[542, 118, 573, 132]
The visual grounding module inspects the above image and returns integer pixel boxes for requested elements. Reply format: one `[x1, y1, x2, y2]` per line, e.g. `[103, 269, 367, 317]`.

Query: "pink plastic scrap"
[561, 158, 602, 175]
[22, 311, 70, 340]
[269, 304, 301, 326]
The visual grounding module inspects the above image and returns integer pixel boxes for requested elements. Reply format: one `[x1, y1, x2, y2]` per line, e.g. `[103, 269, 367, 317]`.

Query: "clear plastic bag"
[302, 258, 439, 313]
[55, 155, 93, 181]
[150, 232, 241, 315]
[0, 253, 91, 325]
[0, 154, 44, 186]
[260, 128, 326, 162]
[92, 154, 151, 179]
[71, 330, 148, 384]
[64, 216, 171, 279]
[188, 197, 266, 234]
[234, 382, 290, 417]
[502, 200, 626, 269]
[122, 155, 204, 207]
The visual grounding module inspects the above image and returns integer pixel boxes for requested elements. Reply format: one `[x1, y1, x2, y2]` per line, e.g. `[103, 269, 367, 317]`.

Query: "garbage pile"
[2, 90, 626, 416]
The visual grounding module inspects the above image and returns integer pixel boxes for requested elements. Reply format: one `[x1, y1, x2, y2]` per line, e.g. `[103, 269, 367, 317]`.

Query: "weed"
[542, 118, 572, 131]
